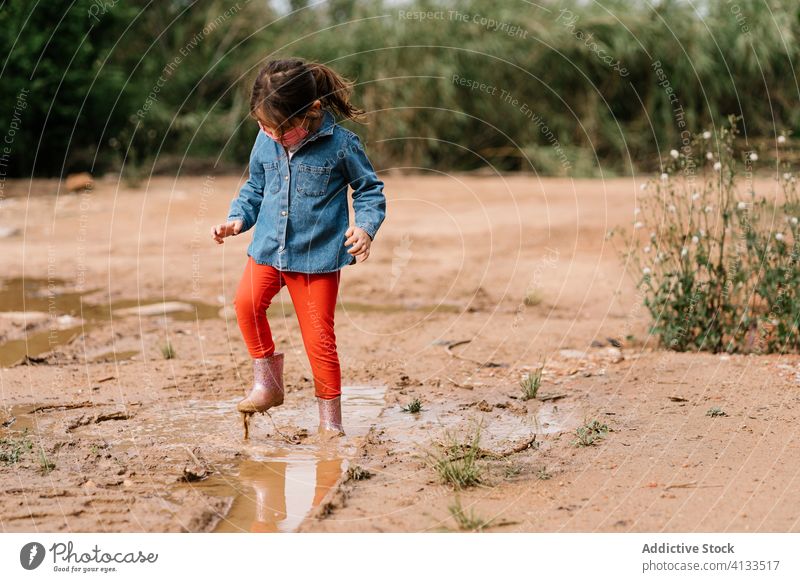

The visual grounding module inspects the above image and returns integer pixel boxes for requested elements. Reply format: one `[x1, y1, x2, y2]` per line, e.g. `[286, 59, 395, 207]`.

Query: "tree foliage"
[0, 0, 798, 178]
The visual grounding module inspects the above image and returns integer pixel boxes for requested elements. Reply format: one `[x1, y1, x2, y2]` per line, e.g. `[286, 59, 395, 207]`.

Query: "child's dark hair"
[249, 58, 364, 137]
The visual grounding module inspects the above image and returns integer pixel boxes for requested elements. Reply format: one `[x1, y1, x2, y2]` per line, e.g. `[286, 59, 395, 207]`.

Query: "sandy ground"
[1, 174, 799, 532]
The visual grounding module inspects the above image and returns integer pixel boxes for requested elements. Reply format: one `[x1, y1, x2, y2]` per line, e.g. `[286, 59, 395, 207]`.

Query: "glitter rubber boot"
[237, 352, 284, 438]
[317, 395, 345, 439]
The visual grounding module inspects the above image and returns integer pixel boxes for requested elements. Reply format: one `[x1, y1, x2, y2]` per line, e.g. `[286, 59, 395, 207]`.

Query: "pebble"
[64, 172, 94, 192]
[113, 302, 194, 317]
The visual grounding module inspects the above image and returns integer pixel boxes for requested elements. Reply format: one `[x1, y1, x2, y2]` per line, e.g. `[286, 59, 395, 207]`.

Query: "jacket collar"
[285, 109, 335, 157]
[307, 109, 336, 141]
[311, 109, 336, 138]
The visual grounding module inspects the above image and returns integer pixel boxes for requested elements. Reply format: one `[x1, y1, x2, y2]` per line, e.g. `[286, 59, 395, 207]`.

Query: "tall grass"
[5, 1, 800, 177]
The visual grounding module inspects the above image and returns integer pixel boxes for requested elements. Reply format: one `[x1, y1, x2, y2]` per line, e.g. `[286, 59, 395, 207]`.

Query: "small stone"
[180, 466, 208, 482]
[114, 302, 195, 317]
[65, 172, 94, 192]
[559, 349, 588, 360]
[476, 400, 492, 412]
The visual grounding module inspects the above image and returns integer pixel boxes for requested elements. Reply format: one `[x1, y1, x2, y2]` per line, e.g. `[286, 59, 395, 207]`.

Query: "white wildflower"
[706, 152, 714, 160]
[692, 236, 699, 244]
[705, 205, 713, 213]
[681, 247, 688, 257]
[670, 149, 679, 159]
[634, 207, 641, 215]
[668, 204, 676, 213]
[749, 152, 758, 162]
[776, 232, 784, 241]
[660, 172, 669, 181]
[691, 192, 700, 201]
[643, 245, 651, 253]
[713, 161, 722, 171]
[643, 267, 651, 275]
[783, 172, 792, 181]
[778, 135, 787, 144]
[639, 182, 648, 191]
[737, 201, 747, 210]
[792, 217, 798, 225]
[702, 131, 712, 139]
[699, 229, 706, 237]
[634, 221, 644, 229]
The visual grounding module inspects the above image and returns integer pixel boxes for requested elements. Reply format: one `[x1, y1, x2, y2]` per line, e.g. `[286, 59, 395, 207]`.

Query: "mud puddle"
[0, 277, 219, 366]
[90, 350, 139, 363]
[534, 402, 582, 435]
[0, 326, 87, 367]
[379, 397, 584, 455]
[0, 277, 465, 367]
[62, 385, 387, 532]
[190, 385, 386, 532]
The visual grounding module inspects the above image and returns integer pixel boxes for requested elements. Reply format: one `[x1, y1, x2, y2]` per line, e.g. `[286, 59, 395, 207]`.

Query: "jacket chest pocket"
[263, 161, 280, 194]
[295, 163, 331, 196]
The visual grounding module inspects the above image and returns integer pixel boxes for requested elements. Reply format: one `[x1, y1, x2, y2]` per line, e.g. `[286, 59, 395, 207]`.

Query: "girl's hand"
[211, 219, 243, 244]
[344, 225, 372, 262]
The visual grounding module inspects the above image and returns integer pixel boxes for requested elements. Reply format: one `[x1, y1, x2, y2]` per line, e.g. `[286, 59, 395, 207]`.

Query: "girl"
[211, 58, 386, 439]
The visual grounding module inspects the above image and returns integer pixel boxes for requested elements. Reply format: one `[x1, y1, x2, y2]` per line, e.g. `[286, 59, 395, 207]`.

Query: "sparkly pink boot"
[317, 395, 345, 439]
[237, 353, 284, 438]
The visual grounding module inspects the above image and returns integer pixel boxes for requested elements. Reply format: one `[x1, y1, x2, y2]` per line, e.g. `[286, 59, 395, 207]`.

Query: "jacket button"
[284, 176, 289, 180]
[281, 211, 287, 216]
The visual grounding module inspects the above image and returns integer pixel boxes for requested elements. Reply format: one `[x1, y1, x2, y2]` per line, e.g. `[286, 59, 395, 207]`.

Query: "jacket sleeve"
[226, 133, 264, 233]
[342, 133, 386, 241]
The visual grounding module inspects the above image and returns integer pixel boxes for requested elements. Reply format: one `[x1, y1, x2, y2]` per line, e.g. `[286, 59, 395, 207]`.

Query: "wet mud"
[4, 176, 800, 533]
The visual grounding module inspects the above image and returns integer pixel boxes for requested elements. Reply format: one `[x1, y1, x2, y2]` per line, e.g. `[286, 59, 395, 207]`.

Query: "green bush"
[4, 1, 800, 177]
[618, 116, 800, 353]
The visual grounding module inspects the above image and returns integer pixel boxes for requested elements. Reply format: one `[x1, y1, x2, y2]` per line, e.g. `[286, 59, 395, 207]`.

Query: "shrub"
[617, 116, 800, 353]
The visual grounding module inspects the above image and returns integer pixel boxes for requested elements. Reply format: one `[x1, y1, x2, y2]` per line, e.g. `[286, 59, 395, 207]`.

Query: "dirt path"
[1, 175, 799, 532]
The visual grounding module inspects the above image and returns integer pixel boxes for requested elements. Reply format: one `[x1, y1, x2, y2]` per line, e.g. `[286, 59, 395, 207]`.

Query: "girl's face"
[256, 115, 299, 135]
[258, 115, 309, 147]
[255, 100, 322, 136]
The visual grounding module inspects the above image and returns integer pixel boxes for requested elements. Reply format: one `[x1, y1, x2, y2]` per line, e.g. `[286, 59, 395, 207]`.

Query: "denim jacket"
[226, 110, 386, 273]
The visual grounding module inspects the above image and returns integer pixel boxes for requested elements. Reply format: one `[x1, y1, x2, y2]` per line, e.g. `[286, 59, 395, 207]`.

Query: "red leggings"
[234, 256, 341, 400]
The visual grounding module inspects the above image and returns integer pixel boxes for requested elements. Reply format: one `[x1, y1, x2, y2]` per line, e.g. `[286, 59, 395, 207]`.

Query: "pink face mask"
[259, 117, 309, 147]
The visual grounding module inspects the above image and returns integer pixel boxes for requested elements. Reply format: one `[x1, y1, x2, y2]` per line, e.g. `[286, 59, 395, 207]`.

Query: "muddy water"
[0, 327, 86, 367]
[3, 403, 53, 434]
[2, 386, 386, 532]
[157, 385, 388, 533]
[91, 350, 139, 362]
[378, 397, 583, 457]
[0, 276, 462, 367]
[534, 402, 581, 435]
[0, 277, 219, 366]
